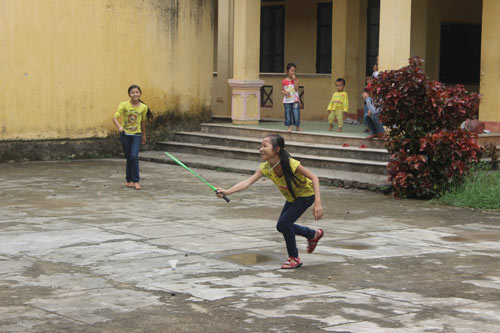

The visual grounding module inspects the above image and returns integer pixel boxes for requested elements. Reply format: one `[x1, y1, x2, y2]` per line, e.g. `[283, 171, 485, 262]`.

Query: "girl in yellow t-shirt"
[216, 134, 324, 269]
[112, 84, 153, 190]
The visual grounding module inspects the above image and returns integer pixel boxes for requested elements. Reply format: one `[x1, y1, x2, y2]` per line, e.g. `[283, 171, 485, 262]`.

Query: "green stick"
[164, 152, 230, 203]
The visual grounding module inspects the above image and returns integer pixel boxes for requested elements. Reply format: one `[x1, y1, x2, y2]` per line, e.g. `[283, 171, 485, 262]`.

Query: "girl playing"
[281, 63, 302, 132]
[112, 84, 153, 190]
[216, 134, 324, 269]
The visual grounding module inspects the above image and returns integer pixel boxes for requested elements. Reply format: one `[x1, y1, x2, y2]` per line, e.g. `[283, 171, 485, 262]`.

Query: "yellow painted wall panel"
[479, 0, 500, 123]
[0, 0, 214, 140]
[221, 0, 367, 121]
[260, 75, 333, 121]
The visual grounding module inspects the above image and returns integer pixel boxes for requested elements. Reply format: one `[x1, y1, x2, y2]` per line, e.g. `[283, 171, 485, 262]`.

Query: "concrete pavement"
[1, 159, 500, 332]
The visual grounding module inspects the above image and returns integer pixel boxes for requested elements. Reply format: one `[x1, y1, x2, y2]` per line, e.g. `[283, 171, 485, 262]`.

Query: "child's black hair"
[127, 84, 154, 124]
[336, 78, 346, 86]
[266, 134, 301, 198]
[286, 63, 297, 72]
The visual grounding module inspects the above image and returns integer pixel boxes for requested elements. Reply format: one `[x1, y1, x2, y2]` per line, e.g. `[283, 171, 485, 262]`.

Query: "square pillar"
[229, 0, 264, 125]
[379, 0, 428, 71]
[479, 0, 500, 132]
[213, 0, 234, 117]
[331, 0, 363, 116]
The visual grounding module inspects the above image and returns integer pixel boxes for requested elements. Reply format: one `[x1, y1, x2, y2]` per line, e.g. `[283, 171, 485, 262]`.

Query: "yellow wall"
[278, 0, 366, 120]
[260, 74, 332, 120]
[0, 0, 214, 140]
[479, 0, 500, 125]
[212, 0, 367, 120]
[258, 0, 338, 120]
[259, 0, 333, 74]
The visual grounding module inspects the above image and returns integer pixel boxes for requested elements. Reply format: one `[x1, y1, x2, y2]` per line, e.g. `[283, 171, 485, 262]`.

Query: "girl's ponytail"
[267, 134, 300, 199]
[139, 99, 154, 124]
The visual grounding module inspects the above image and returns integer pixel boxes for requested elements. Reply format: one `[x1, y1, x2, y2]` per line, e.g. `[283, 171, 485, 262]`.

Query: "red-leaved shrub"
[370, 57, 482, 198]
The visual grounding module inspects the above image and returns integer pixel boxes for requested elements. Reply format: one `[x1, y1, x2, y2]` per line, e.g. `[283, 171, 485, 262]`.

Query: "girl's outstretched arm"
[216, 169, 263, 197]
[295, 165, 324, 220]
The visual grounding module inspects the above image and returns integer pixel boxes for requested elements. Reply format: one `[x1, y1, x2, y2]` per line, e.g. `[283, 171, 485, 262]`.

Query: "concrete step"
[140, 151, 389, 191]
[200, 123, 386, 149]
[170, 132, 389, 162]
[157, 141, 388, 175]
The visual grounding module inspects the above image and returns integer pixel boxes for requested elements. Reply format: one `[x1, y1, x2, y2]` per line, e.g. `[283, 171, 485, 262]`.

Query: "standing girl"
[112, 84, 152, 190]
[281, 63, 302, 132]
[216, 134, 324, 269]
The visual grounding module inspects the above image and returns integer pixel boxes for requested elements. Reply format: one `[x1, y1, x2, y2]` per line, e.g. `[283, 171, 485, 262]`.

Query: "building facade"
[213, 0, 499, 132]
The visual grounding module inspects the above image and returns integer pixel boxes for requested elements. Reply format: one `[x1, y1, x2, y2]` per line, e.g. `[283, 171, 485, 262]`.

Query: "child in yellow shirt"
[327, 78, 349, 132]
[112, 85, 150, 190]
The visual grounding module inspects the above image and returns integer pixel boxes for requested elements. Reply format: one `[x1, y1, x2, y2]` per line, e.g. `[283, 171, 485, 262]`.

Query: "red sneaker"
[281, 257, 303, 269]
[307, 229, 324, 253]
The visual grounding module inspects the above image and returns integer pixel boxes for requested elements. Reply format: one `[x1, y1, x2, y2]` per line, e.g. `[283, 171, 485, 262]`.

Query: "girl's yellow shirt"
[260, 158, 315, 202]
[113, 101, 148, 134]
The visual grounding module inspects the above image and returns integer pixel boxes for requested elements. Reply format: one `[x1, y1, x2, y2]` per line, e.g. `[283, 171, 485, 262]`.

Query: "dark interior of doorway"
[439, 22, 481, 85]
[366, 0, 380, 77]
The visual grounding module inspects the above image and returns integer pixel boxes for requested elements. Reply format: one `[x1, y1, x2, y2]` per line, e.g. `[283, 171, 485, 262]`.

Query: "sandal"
[134, 183, 142, 190]
[281, 256, 302, 269]
[307, 229, 324, 253]
[126, 182, 134, 187]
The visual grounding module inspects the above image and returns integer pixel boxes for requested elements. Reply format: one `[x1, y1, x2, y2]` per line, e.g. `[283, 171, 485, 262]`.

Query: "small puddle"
[334, 243, 374, 250]
[441, 236, 471, 242]
[442, 232, 500, 243]
[221, 253, 275, 266]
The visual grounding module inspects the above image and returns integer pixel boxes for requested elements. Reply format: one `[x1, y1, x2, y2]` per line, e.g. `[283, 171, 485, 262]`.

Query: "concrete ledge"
[478, 133, 500, 146]
[0, 138, 123, 163]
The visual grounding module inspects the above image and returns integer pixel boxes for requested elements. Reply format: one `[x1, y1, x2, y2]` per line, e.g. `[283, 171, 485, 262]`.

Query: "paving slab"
[0, 306, 88, 332]
[0, 159, 499, 332]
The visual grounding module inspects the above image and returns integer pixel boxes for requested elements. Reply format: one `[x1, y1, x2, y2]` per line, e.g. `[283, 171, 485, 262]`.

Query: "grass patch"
[436, 166, 500, 210]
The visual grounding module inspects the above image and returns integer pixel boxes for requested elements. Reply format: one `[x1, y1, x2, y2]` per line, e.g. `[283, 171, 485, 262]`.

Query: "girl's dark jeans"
[120, 133, 141, 183]
[276, 195, 316, 258]
[284, 102, 300, 126]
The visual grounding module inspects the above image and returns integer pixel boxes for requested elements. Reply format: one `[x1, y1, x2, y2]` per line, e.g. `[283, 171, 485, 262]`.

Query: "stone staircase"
[155, 123, 389, 175]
